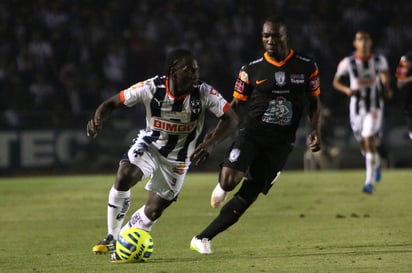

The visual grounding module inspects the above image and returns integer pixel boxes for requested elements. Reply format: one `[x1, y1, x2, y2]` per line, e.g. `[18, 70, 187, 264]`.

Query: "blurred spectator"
[102, 40, 127, 88]
[27, 30, 54, 72]
[29, 72, 55, 109]
[0, 0, 411, 129]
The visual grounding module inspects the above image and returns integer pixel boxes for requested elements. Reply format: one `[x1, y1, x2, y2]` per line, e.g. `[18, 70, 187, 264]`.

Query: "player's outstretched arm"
[380, 71, 393, 99]
[332, 74, 357, 96]
[86, 93, 125, 138]
[307, 95, 321, 152]
[191, 107, 238, 166]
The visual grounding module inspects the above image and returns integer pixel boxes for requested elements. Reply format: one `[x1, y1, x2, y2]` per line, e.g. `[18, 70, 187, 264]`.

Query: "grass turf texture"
[1, 170, 411, 273]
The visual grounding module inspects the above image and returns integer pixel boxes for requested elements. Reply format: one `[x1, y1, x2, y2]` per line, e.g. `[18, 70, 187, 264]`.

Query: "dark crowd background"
[1, 0, 412, 128]
[1, 0, 412, 173]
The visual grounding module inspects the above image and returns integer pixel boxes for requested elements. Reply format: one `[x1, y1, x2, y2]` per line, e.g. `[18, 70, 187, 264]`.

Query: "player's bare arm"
[87, 94, 126, 138]
[230, 97, 247, 116]
[307, 95, 321, 152]
[332, 74, 357, 96]
[191, 107, 238, 166]
[380, 71, 393, 99]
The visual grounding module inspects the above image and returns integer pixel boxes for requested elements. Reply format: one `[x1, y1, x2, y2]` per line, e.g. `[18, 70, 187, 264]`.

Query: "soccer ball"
[115, 228, 154, 262]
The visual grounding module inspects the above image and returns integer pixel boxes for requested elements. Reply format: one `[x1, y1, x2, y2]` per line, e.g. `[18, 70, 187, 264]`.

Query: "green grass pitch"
[1, 170, 411, 273]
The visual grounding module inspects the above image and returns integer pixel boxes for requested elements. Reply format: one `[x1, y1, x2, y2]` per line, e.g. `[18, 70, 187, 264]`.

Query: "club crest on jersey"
[228, 148, 240, 163]
[190, 99, 201, 114]
[275, 71, 286, 86]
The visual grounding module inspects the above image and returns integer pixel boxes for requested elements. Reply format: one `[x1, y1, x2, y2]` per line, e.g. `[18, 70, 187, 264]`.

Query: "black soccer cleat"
[92, 234, 116, 255]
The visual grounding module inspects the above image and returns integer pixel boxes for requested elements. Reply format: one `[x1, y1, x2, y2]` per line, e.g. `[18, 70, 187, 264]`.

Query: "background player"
[333, 31, 393, 194]
[87, 49, 238, 261]
[395, 53, 412, 140]
[190, 16, 321, 254]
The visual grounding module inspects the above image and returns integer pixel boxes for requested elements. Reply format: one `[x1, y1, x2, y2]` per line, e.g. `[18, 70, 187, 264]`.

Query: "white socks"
[107, 186, 131, 240]
[365, 152, 380, 184]
[121, 206, 156, 233]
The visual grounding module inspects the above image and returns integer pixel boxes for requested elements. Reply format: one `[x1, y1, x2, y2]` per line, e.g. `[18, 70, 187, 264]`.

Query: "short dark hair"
[165, 48, 195, 74]
[264, 16, 287, 28]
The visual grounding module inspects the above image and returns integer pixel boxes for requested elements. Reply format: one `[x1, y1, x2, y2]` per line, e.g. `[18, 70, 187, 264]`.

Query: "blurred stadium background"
[1, 0, 411, 176]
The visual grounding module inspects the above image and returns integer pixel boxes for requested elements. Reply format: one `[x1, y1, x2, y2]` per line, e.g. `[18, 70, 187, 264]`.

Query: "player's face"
[172, 58, 200, 96]
[353, 32, 372, 56]
[262, 21, 288, 60]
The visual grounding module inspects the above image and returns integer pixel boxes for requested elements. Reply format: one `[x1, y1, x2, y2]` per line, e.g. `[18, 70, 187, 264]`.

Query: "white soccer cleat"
[190, 236, 212, 254]
[210, 183, 228, 208]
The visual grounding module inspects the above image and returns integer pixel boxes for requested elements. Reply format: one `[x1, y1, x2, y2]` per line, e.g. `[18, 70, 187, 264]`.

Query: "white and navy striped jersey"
[336, 53, 388, 114]
[120, 75, 230, 162]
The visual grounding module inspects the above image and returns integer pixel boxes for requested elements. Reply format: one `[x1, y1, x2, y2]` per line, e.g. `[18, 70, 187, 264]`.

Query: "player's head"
[165, 48, 199, 97]
[353, 31, 372, 58]
[261, 16, 288, 61]
[401, 53, 412, 63]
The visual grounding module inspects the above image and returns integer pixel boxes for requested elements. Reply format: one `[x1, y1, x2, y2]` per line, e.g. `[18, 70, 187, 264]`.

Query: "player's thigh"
[350, 112, 363, 142]
[247, 142, 292, 194]
[361, 111, 382, 138]
[127, 141, 156, 179]
[115, 160, 145, 190]
[222, 136, 258, 174]
[114, 141, 156, 190]
[145, 155, 189, 201]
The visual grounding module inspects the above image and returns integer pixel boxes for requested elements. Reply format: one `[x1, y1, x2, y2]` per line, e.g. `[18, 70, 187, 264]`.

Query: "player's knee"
[237, 190, 258, 205]
[144, 205, 163, 221]
[220, 182, 237, 192]
[115, 162, 143, 190]
[220, 168, 244, 191]
[236, 180, 260, 205]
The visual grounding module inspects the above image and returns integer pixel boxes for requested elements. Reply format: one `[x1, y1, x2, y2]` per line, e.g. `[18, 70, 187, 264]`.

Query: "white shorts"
[350, 109, 383, 142]
[125, 140, 190, 201]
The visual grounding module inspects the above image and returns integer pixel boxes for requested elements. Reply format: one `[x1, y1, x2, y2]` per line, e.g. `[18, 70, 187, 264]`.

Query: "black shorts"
[222, 131, 293, 194]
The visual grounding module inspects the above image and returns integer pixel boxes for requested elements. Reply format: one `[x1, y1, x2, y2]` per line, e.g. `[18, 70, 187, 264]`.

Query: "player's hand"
[191, 132, 215, 165]
[87, 117, 102, 138]
[348, 89, 359, 96]
[191, 144, 210, 166]
[307, 130, 320, 152]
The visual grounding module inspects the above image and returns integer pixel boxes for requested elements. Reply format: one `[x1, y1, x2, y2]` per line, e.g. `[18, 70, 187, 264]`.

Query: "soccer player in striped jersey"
[190, 16, 321, 254]
[87, 49, 238, 259]
[395, 53, 412, 140]
[333, 31, 393, 194]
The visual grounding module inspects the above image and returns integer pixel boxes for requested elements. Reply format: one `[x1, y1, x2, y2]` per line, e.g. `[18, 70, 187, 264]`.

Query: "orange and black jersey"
[395, 54, 412, 79]
[233, 49, 320, 142]
[395, 54, 412, 111]
[395, 54, 412, 83]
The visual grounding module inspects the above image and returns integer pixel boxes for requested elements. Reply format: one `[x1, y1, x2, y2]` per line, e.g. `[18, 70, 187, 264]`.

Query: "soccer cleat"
[92, 234, 116, 255]
[190, 236, 212, 254]
[111, 252, 124, 263]
[362, 183, 374, 194]
[210, 183, 228, 208]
